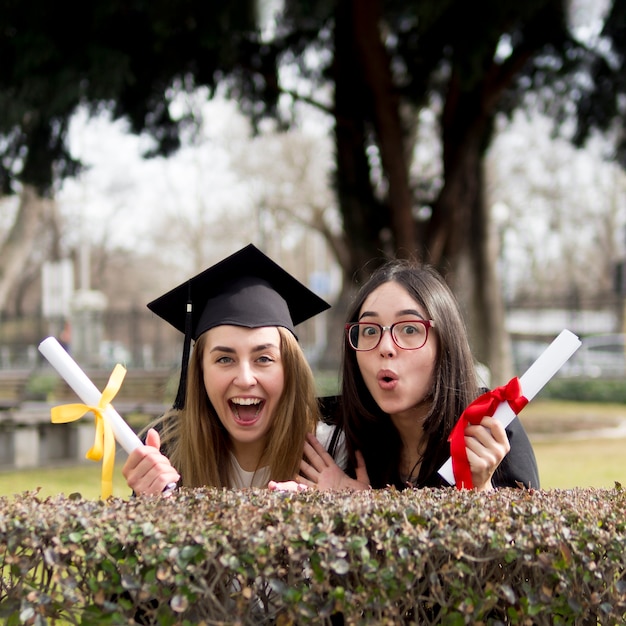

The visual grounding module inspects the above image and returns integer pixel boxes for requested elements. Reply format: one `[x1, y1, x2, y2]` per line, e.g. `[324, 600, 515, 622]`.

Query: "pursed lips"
[377, 369, 398, 390]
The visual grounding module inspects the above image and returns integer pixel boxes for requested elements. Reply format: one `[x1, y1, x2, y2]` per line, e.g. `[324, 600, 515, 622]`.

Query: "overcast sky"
[57, 97, 250, 253]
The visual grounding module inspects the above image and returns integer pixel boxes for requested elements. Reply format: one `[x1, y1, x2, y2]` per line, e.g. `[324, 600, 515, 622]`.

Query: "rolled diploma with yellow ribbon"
[438, 328, 582, 485]
[38, 336, 142, 453]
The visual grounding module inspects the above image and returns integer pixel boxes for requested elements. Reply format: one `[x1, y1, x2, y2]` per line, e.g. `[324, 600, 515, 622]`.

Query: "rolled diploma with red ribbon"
[438, 329, 582, 485]
[38, 336, 142, 454]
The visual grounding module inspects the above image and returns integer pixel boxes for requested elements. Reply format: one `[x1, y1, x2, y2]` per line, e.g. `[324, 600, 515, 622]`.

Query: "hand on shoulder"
[298, 432, 370, 491]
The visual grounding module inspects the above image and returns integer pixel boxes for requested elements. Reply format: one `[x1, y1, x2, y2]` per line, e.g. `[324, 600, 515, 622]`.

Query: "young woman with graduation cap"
[122, 244, 346, 494]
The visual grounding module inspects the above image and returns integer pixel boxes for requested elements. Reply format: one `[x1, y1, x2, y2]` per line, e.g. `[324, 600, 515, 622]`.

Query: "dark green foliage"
[0, 0, 259, 194]
[542, 378, 626, 404]
[0, 2, 595, 219]
[1, 0, 624, 361]
[572, 0, 626, 166]
[1, 487, 625, 624]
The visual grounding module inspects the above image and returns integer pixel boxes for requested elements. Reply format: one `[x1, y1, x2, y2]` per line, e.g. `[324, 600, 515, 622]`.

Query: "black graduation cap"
[147, 243, 331, 409]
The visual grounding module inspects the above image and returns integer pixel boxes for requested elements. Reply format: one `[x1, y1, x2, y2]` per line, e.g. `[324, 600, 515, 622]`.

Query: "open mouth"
[229, 397, 264, 422]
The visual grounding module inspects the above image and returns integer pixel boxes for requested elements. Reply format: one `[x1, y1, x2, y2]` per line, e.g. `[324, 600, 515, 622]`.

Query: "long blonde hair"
[152, 326, 320, 487]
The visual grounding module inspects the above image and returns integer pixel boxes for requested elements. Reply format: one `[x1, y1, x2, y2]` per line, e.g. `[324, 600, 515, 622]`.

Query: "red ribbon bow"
[448, 377, 528, 490]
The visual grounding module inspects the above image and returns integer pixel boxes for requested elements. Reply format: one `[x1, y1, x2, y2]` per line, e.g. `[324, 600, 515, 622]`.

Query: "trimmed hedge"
[1, 486, 625, 625]
[542, 378, 626, 404]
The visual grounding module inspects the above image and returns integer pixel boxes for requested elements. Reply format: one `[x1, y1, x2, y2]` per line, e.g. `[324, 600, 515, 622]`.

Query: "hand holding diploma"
[38, 336, 179, 499]
[439, 329, 582, 488]
[122, 428, 180, 496]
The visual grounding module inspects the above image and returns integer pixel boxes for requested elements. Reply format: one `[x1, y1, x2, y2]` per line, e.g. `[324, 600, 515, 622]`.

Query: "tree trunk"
[331, 1, 514, 380]
[454, 165, 513, 386]
[351, 0, 416, 258]
[426, 73, 513, 383]
[0, 186, 52, 314]
[333, 0, 388, 279]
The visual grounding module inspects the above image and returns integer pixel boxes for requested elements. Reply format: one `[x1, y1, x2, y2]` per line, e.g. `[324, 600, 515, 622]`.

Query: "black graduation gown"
[317, 395, 540, 490]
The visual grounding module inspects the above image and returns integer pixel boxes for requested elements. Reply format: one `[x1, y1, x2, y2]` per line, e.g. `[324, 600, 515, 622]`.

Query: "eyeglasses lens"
[348, 322, 429, 351]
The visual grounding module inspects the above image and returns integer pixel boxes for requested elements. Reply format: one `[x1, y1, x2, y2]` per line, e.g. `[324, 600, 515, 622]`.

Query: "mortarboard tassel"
[173, 294, 193, 410]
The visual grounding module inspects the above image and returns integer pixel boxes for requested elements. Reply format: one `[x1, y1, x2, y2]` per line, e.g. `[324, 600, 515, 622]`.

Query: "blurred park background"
[1, 398, 624, 500]
[1, 0, 626, 489]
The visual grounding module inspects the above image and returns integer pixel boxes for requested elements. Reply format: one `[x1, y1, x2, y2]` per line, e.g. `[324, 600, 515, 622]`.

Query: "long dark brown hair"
[340, 261, 481, 488]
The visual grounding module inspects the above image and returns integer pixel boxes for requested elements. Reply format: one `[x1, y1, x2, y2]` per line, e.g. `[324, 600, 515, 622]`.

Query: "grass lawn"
[533, 438, 626, 489]
[0, 400, 624, 499]
[0, 460, 132, 500]
[516, 399, 626, 489]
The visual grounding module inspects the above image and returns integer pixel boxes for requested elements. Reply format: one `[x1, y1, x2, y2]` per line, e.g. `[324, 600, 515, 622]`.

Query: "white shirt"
[315, 421, 347, 469]
[228, 422, 347, 488]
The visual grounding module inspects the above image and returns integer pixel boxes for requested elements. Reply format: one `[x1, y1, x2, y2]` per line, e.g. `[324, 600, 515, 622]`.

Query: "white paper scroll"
[438, 329, 582, 485]
[38, 336, 142, 454]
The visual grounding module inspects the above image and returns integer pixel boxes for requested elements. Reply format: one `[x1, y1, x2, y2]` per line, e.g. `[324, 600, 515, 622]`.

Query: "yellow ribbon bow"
[51, 364, 127, 500]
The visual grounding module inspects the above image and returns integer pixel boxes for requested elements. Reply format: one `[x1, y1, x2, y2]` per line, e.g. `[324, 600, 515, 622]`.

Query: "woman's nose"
[234, 363, 256, 387]
[378, 328, 397, 356]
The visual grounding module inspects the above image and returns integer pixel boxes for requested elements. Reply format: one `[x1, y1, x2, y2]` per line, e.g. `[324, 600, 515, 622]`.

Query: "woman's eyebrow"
[358, 309, 425, 320]
[209, 345, 235, 354]
[208, 343, 279, 354]
[251, 343, 279, 352]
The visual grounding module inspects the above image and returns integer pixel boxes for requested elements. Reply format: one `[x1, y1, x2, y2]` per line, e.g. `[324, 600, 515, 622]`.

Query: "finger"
[307, 432, 336, 460]
[465, 423, 510, 461]
[139, 460, 180, 493]
[123, 448, 180, 494]
[464, 423, 494, 447]
[354, 450, 371, 487]
[142, 470, 179, 495]
[267, 480, 303, 493]
[144, 428, 161, 450]
[464, 433, 506, 489]
[299, 459, 319, 481]
[465, 430, 501, 463]
[465, 446, 497, 491]
[479, 417, 511, 449]
[465, 441, 498, 469]
[295, 475, 314, 488]
[465, 425, 510, 458]
[142, 479, 178, 495]
[466, 418, 509, 446]
[303, 441, 326, 471]
[122, 447, 151, 477]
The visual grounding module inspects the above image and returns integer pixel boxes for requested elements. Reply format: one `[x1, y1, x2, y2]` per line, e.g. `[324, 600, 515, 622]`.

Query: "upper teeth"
[232, 398, 262, 406]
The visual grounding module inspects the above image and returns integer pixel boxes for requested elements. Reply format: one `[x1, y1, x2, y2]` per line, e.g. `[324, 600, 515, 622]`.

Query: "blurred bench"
[51, 368, 175, 414]
[0, 402, 91, 469]
[0, 370, 32, 409]
[0, 369, 176, 470]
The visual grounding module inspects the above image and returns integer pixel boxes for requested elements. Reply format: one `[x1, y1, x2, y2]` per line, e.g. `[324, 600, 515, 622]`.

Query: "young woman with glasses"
[287, 260, 539, 492]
